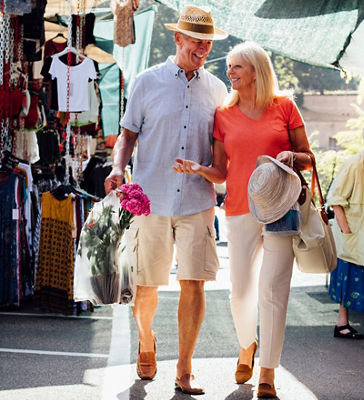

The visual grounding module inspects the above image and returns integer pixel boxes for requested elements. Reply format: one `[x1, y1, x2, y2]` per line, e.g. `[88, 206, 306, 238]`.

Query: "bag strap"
[287, 129, 324, 207]
[308, 154, 325, 207]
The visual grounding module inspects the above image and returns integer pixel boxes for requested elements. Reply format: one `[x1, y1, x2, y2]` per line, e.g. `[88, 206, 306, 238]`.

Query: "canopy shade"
[156, 0, 364, 76]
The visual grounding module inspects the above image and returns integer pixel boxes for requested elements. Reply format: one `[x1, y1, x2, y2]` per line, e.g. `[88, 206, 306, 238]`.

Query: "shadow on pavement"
[224, 383, 255, 399]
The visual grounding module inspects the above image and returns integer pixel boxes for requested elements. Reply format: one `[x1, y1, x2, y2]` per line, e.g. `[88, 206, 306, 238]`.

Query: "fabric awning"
[156, 0, 364, 76]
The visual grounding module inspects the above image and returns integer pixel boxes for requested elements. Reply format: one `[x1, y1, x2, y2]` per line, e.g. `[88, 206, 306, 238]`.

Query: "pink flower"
[117, 183, 150, 217]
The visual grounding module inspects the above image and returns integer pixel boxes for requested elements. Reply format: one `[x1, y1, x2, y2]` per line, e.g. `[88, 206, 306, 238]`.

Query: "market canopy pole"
[155, 0, 364, 77]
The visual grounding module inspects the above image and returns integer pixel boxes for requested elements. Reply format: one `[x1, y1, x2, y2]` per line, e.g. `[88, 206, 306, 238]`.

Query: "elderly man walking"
[104, 5, 227, 394]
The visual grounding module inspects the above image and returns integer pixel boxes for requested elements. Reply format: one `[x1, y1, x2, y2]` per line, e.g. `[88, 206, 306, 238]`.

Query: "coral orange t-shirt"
[213, 96, 304, 217]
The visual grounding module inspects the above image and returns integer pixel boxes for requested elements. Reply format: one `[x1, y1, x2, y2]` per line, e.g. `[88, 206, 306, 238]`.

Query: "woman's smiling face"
[226, 55, 256, 91]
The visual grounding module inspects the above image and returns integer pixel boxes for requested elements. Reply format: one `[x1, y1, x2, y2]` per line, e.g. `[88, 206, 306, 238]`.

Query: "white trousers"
[226, 213, 294, 368]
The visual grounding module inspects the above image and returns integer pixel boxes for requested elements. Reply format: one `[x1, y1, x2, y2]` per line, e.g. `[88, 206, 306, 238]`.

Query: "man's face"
[175, 33, 213, 73]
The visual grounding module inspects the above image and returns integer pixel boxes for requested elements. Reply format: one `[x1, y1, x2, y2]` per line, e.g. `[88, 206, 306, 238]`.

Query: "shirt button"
[177, 189, 180, 192]
[180, 69, 183, 73]
[187, 85, 190, 88]
[185, 105, 188, 108]
[184, 125, 186, 128]
[181, 146, 184, 150]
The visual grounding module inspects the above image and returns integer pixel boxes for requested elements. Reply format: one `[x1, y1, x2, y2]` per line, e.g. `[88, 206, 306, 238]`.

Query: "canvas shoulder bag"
[293, 158, 337, 273]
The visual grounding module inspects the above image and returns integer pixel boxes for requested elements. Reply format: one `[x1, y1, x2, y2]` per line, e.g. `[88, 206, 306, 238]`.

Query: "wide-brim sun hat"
[248, 155, 302, 224]
[165, 5, 228, 41]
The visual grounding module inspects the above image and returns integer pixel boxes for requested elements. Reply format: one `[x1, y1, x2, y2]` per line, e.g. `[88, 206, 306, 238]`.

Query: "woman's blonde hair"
[223, 41, 287, 110]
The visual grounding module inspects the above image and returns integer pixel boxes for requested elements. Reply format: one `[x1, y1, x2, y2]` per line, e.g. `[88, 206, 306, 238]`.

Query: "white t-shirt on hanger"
[49, 56, 97, 112]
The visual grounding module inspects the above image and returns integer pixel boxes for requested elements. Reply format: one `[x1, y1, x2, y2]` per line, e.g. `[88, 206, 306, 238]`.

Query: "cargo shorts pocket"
[203, 226, 219, 273]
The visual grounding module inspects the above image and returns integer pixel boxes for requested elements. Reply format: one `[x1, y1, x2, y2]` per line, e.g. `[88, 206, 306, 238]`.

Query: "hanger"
[3, 150, 28, 164]
[50, 183, 75, 200]
[51, 32, 67, 41]
[52, 46, 86, 61]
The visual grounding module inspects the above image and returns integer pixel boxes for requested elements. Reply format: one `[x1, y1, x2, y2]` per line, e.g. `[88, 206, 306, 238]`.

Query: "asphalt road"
[0, 208, 363, 400]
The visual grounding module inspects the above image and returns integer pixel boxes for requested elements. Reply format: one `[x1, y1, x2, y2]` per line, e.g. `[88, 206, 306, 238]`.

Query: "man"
[104, 5, 227, 394]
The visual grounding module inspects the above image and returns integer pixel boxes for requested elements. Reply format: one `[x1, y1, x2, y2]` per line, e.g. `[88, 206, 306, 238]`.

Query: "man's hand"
[104, 170, 124, 194]
[172, 158, 201, 174]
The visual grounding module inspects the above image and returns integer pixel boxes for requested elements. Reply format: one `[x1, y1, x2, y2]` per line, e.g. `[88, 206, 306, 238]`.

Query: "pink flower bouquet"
[116, 183, 150, 231]
[75, 184, 150, 305]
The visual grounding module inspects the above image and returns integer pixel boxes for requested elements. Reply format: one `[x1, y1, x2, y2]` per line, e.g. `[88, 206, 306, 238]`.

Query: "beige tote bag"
[293, 162, 337, 274]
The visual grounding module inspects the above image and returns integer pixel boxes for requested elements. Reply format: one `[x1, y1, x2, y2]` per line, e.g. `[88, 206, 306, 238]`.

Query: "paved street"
[0, 208, 363, 400]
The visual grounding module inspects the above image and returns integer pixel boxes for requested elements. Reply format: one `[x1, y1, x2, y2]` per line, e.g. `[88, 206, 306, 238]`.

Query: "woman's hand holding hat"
[276, 151, 295, 168]
[247, 155, 302, 224]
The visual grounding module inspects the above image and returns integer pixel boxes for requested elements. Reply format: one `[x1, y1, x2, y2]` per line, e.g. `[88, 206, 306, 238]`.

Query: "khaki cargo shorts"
[126, 207, 219, 286]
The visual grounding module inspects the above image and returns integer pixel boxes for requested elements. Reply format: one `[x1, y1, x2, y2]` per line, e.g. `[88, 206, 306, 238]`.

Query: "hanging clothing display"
[36, 126, 61, 165]
[70, 81, 100, 124]
[49, 55, 97, 112]
[0, 0, 149, 315]
[111, 0, 139, 47]
[34, 192, 75, 314]
[20, 0, 47, 62]
[0, 173, 20, 306]
[15, 130, 40, 164]
[72, 13, 96, 47]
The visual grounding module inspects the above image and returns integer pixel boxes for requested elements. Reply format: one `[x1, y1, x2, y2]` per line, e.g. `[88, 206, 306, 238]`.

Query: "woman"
[327, 151, 364, 340]
[173, 41, 314, 397]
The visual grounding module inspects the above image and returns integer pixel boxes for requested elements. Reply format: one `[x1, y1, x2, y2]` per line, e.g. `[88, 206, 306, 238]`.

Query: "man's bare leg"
[132, 285, 159, 379]
[176, 280, 205, 389]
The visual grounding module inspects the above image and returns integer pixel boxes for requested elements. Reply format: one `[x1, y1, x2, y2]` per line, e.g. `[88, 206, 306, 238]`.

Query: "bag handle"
[309, 154, 325, 207]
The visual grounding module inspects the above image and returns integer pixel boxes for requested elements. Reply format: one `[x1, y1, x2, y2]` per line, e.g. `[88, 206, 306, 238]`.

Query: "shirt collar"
[166, 56, 203, 80]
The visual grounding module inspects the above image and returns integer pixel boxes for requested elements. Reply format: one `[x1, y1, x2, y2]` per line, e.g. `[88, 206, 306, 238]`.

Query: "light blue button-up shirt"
[121, 57, 227, 217]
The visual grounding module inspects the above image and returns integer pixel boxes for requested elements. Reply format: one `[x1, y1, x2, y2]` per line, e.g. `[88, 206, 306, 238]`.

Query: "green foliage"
[78, 206, 123, 276]
[270, 53, 298, 89]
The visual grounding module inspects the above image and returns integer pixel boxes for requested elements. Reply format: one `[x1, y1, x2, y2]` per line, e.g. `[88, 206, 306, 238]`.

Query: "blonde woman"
[173, 41, 313, 397]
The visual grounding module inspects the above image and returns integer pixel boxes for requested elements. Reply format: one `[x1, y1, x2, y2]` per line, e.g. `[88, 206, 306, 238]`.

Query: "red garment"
[44, 39, 67, 58]
[11, 89, 24, 117]
[24, 94, 39, 129]
[0, 88, 11, 119]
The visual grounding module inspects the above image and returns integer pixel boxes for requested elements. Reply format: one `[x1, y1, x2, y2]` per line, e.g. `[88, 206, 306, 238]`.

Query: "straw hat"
[248, 155, 302, 224]
[165, 5, 228, 41]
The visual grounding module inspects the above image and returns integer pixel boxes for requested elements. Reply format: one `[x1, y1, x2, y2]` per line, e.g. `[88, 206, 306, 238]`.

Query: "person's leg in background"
[214, 214, 220, 240]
